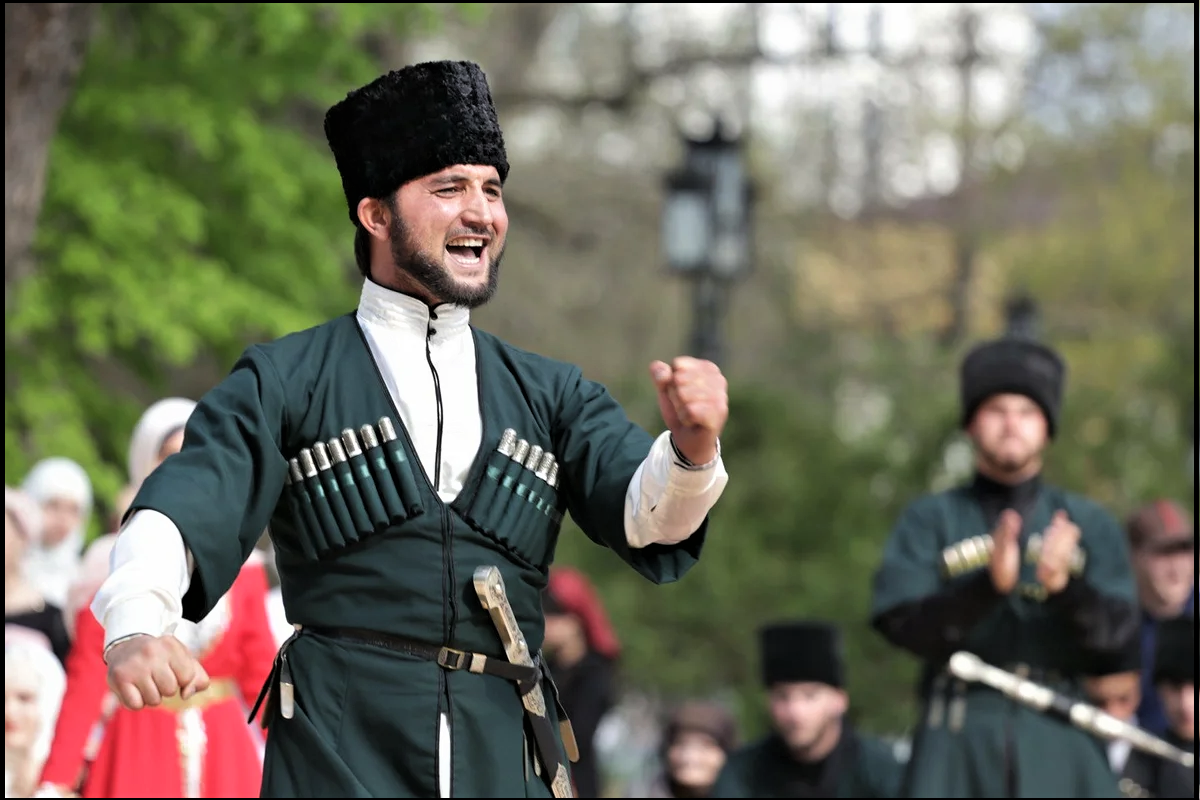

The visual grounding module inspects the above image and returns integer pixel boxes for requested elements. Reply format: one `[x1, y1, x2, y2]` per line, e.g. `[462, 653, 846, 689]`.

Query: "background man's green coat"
[710, 728, 905, 798]
[870, 482, 1139, 798]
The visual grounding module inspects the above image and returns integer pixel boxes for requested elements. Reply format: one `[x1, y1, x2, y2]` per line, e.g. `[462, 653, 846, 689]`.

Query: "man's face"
[968, 394, 1048, 477]
[767, 681, 847, 755]
[1131, 543, 1195, 613]
[387, 164, 508, 309]
[1158, 680, 1195, 742]
[1084, 671, 1142, 722]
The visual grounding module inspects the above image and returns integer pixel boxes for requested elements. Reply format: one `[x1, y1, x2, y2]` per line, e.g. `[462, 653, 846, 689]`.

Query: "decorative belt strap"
[306, 625, 543, 694]
[159, 677, 238, 712]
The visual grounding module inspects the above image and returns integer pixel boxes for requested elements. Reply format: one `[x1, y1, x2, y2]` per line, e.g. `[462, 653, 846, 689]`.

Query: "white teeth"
[447, 237, 484, 247]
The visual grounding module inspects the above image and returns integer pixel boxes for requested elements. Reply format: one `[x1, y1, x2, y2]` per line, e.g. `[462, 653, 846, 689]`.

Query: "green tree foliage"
[993, 1, 1194, 508]
[5, 3, 484, 523]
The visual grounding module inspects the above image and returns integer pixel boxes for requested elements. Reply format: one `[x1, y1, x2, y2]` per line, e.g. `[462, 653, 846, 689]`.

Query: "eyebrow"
[431, 173, 502, 189]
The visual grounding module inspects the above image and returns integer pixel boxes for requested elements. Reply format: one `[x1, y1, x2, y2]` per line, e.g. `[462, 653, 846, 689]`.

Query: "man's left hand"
[1036, 510, 1081, 595]
[650, 357, 728, 466]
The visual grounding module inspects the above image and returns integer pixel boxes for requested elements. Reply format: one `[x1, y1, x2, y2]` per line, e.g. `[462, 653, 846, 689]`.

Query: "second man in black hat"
[710, 621, 905, 797]
[870, 333, 1140, 797]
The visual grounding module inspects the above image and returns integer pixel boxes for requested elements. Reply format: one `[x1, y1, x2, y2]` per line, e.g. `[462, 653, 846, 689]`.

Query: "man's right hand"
[105, 634, 210, 710]
[989, 509, 1023, 594]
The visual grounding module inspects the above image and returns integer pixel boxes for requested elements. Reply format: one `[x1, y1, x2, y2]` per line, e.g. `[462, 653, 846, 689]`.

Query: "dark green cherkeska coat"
[128, 313, 708, 798]
[870, 483, 1138, 798]
[710, 728, 905, 798]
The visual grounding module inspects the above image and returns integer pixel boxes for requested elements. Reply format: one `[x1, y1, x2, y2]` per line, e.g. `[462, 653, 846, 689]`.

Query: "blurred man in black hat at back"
[710, 621, 904, 797]
[1147, 615, 1195, 796]
[870, 318, 1140, 797]
[1082, 625, 1172, 797]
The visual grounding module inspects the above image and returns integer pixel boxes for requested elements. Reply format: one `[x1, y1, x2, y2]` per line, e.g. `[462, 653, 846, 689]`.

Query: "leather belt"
[307, 625, 543, 694]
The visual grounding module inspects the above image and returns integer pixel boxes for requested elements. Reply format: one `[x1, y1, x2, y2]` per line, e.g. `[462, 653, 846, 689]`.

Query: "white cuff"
[101, 596, 173, 650]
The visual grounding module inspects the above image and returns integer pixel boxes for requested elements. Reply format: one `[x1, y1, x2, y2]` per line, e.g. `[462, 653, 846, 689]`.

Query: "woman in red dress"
[36, 398, 278, 798]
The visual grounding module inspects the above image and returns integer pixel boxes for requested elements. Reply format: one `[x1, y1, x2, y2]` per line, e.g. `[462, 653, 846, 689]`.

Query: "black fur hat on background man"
[323, 60, 510, 224]
[759, 621, 845, 689]
[1153, 615, 1195, 685]
[960, 336, 1066, 437]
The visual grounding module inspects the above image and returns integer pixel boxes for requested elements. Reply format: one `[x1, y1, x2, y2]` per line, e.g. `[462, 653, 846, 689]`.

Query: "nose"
[460, 186, 494, 228]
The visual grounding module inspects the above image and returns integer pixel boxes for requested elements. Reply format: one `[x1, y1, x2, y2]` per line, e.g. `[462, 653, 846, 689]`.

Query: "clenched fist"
[105, 633, 210, 710]
[650, 357, 728, 466]
[1036, 510, 1081, 595]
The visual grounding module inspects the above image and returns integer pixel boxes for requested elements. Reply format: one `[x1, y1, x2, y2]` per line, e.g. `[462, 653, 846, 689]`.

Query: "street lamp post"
[1004, 293, 1041, 340]
[661, 124, 754, 366]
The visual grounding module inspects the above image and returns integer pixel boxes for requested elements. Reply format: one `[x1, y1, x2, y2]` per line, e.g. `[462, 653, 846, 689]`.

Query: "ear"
[832, 688, 850, 715]
[356, 197, 391, 241]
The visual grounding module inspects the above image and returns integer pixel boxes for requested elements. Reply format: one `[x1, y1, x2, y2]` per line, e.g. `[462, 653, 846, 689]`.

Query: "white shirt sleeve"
[89, 510, 194, 651]
[624, 431, 729, 549]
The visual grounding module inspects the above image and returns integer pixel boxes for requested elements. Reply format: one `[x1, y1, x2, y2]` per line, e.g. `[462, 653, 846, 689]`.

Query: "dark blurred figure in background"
[543, 566, 621, 797]
[1124, 500, 1195, 736]
[626, 700, 738, 798]
[711, 621, 904, 798]
[1149, 615, 1195, 796]
[1083, 632, 1164, 797]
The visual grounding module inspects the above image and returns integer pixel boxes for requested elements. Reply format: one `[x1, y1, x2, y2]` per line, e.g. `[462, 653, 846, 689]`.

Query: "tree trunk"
[4, 2, 97, 316]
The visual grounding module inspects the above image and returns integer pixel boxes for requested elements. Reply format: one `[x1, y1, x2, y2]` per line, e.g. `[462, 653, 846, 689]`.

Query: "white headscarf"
[19, 458, 93, 610]
[4, 626, 67, 774]
[127, 398, 197, 488]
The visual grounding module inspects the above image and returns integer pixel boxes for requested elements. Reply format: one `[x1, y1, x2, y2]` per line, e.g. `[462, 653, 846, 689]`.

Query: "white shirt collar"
[356, 279, 470, 337]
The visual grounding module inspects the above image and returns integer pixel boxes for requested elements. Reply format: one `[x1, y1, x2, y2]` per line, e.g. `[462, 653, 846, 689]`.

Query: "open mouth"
[446, 236, 486, 265]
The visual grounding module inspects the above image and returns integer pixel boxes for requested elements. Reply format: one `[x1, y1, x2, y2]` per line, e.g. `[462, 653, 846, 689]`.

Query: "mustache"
[446, 227, 491, 240]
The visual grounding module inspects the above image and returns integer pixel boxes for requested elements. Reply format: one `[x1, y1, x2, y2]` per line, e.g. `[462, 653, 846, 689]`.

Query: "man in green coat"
[91, 60, 731, 798]
[710, 621, 906, 798]
[870, 333, 1140, 797]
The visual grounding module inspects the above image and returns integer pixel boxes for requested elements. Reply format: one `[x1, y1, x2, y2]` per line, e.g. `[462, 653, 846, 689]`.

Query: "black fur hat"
[960, 337, 1066, 437]
[1153, 615, 1195, 685]
[759, 621, 845, 689]
[323, 60, 510, 224]
[1086, 630, 1143, 676]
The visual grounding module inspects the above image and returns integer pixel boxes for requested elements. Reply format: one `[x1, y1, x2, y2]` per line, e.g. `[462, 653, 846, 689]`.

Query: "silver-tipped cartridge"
[312, 442, 332, 471]
[359, 424, 380, 450]
[498, 428, 518, 457]
[327, 438, 349, 464]
[524, 444, 544, 471]
[535, 452, 555, 482]
[341, 428, 363, 458]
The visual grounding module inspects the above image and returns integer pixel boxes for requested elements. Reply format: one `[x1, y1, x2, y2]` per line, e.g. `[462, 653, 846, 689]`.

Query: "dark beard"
[388, 212, 503, 309]
[978, 445, 1038, 477]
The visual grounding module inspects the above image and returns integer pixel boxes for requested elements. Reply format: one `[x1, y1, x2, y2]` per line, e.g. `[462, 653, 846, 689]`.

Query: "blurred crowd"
[4, 393, 1196, 799]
